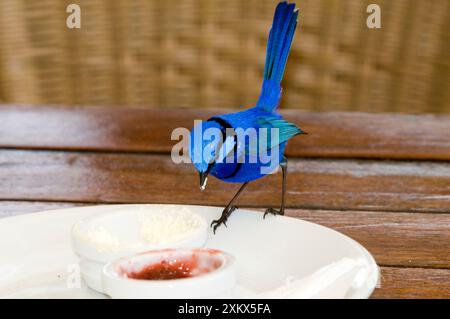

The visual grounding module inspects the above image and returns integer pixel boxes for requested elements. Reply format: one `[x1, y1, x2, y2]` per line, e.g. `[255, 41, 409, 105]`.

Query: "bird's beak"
[199, 172, 208, 191]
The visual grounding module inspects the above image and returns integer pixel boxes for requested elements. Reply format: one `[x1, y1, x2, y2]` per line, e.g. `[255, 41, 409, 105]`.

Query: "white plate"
[0, 204, 378, 299]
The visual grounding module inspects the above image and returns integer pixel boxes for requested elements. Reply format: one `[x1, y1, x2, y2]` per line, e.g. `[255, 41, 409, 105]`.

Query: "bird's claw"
[211, 219, 226, 234]
[263, 207, 284, 219]
[210, 218, 227, 233]
[211, 206, 238, 234]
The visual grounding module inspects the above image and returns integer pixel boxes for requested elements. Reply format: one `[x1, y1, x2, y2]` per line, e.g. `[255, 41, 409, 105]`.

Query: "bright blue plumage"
[258, 2, 298, 112]
[189, 2, 304, 232]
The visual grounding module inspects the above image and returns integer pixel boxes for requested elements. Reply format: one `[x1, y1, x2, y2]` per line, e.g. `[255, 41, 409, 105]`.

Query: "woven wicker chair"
[0, 0, 448, 113]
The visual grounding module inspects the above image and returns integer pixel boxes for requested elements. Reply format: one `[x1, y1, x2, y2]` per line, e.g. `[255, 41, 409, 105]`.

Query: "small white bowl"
[71, 206, 208, 292]
[102, 249, 236, 299]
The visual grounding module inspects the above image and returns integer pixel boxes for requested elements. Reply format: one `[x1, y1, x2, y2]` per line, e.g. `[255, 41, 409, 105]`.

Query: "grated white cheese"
[139, 207, 203, 244]
[74, 224, 121, 252]
[74, 207, 204, 253]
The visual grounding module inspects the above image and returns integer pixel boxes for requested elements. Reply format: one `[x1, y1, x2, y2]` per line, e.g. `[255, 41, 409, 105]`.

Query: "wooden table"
[1, 104, 449, 298]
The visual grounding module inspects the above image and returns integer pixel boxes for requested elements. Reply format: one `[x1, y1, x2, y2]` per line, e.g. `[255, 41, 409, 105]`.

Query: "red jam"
[123, 250, 223, 280]
[126, 259, 198, 280]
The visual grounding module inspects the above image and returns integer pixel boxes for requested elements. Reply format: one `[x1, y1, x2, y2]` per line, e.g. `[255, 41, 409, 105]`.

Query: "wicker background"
[0, 0, 448, 113]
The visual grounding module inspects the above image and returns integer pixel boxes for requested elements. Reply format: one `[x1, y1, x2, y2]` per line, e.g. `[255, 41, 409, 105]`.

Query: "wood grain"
[0, 150, 449, 212]
[1, 105, 450, 160]
[373, 267, 450, 299]
[1, 105, 450, 298]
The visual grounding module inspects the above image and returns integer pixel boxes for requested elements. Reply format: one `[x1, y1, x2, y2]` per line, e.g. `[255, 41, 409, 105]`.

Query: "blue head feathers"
[190, 120, 237, 189]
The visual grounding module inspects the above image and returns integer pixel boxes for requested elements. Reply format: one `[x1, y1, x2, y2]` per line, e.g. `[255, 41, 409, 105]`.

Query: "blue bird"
[189, 2, 306, 232]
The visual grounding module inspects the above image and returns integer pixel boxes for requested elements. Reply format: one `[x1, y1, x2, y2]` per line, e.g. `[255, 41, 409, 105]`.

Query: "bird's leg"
[264, 156, 287, 219]
[211, 182, 249, 234]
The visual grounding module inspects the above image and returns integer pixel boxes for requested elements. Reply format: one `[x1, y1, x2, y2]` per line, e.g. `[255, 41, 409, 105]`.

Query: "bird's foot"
[211, 206, 238, 234]
[263, 207, 284, 219]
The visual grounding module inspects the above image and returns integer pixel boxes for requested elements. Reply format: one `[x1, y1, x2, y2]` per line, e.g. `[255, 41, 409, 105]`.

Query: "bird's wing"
[245, 115, 304, 156]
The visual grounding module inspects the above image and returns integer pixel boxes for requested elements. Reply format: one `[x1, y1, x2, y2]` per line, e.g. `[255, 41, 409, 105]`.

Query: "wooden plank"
[1, 105, 450, 160]
[1, 201, 448, 268]
[0, 150, 449, 212]
[373, 267, 450, 299]
[286, 209, 450, 268]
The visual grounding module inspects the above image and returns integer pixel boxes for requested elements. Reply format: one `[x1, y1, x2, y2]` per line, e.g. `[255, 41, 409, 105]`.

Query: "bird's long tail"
[256, 2, 299, 113]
